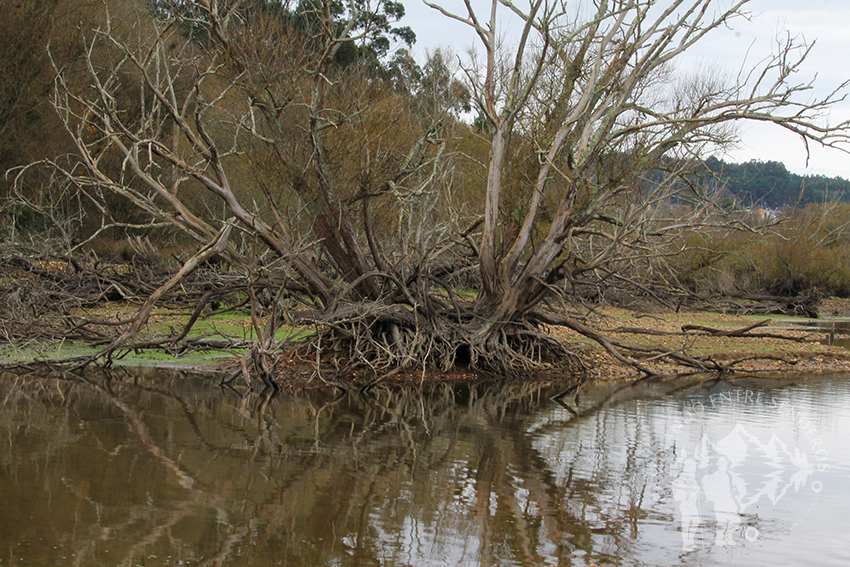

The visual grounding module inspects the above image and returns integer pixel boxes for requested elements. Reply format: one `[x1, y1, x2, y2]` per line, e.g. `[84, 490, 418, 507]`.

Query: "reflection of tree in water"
[1, 369, 707, 566]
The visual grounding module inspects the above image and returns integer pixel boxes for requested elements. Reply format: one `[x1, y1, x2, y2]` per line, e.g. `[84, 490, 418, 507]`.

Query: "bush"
[667, 203, 850, 299]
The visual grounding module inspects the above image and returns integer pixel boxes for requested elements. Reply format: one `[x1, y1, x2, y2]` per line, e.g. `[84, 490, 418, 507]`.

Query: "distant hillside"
[704, 156, 850, 208]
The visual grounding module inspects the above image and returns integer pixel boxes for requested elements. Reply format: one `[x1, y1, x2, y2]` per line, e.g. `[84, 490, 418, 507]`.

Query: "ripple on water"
[2, 370, 850, 566]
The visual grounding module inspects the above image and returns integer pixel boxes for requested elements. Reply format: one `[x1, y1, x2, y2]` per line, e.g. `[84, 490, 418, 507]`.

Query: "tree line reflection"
[2, 369, 808, 566]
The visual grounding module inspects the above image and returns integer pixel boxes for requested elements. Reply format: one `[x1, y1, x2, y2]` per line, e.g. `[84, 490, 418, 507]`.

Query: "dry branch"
[609, 319, 812, 343]
[85, 221, 235, 366]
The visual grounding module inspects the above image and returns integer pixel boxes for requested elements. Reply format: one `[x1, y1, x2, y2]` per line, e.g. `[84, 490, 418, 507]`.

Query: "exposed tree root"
[291, 303, 587, 380]
[0, 242, 834, 386]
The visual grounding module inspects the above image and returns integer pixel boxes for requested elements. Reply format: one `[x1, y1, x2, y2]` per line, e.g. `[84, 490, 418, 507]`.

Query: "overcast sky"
[399, 0, 850, 179]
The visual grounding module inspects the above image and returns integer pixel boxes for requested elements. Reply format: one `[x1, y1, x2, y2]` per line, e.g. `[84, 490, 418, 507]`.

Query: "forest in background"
[703, 156, 850, 208]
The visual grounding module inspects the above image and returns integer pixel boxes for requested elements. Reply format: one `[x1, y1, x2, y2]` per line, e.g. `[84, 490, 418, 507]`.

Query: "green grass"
[434, 286, 478, 301]
[0, 341, 244, 368]
[144, 311, 313, 342]
[1, 309, 314, 368]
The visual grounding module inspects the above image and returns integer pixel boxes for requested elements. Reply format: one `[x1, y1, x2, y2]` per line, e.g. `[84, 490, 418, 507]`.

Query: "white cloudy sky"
[399, 0, 850, 179]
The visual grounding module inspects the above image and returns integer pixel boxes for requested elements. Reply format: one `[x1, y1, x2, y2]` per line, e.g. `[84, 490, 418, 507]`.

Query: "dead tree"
[27, 0, 850, 378]
[421, 0, 850, 372]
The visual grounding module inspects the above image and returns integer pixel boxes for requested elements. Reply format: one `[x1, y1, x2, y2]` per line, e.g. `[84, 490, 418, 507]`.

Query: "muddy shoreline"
[556, 302, 850, 380]
[6, 302, 850, 384]
[135, 305, 850, 385]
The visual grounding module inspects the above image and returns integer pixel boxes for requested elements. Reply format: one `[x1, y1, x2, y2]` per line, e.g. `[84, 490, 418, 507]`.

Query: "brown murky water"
[1, 369, 848, 566]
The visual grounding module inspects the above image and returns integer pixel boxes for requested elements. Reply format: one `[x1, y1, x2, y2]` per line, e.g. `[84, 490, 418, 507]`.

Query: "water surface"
[1, 369, 848, 566]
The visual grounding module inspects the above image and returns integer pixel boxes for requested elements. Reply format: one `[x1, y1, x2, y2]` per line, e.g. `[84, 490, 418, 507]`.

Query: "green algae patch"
[0, 340, 244, 369]
[0, 305, 314, 370]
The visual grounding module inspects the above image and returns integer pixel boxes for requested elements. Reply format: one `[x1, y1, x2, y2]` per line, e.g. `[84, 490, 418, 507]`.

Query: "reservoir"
[1, 369, 847, 566]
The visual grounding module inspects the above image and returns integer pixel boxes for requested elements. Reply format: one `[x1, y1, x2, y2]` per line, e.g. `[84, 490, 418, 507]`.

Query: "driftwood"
[684, 291, 822, 319]
[0, 236, 295, 380]
[534, 310, 809, 377]
[680, 320, 811, 341]
[534, 310, 716, 376]
[608, 319, 811, 343]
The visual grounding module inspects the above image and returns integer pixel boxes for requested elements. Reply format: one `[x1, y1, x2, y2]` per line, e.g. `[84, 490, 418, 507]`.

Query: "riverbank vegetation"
[4, 0, 850, 385]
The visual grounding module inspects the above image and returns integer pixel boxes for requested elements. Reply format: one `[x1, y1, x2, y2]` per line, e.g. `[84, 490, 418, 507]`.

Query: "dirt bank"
[553, 300, 850, 380]
[6, 299, 850, 383]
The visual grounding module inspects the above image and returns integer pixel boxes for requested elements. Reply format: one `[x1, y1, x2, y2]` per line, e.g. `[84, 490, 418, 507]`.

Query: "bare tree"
[422, 0, 850, 371]
[22, 0, 850, 379]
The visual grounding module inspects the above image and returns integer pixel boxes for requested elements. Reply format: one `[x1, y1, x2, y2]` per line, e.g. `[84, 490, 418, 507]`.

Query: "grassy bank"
[553, 299, 850, 379]
[0, 305, 310, 371]
[5, 298, 850, 381]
